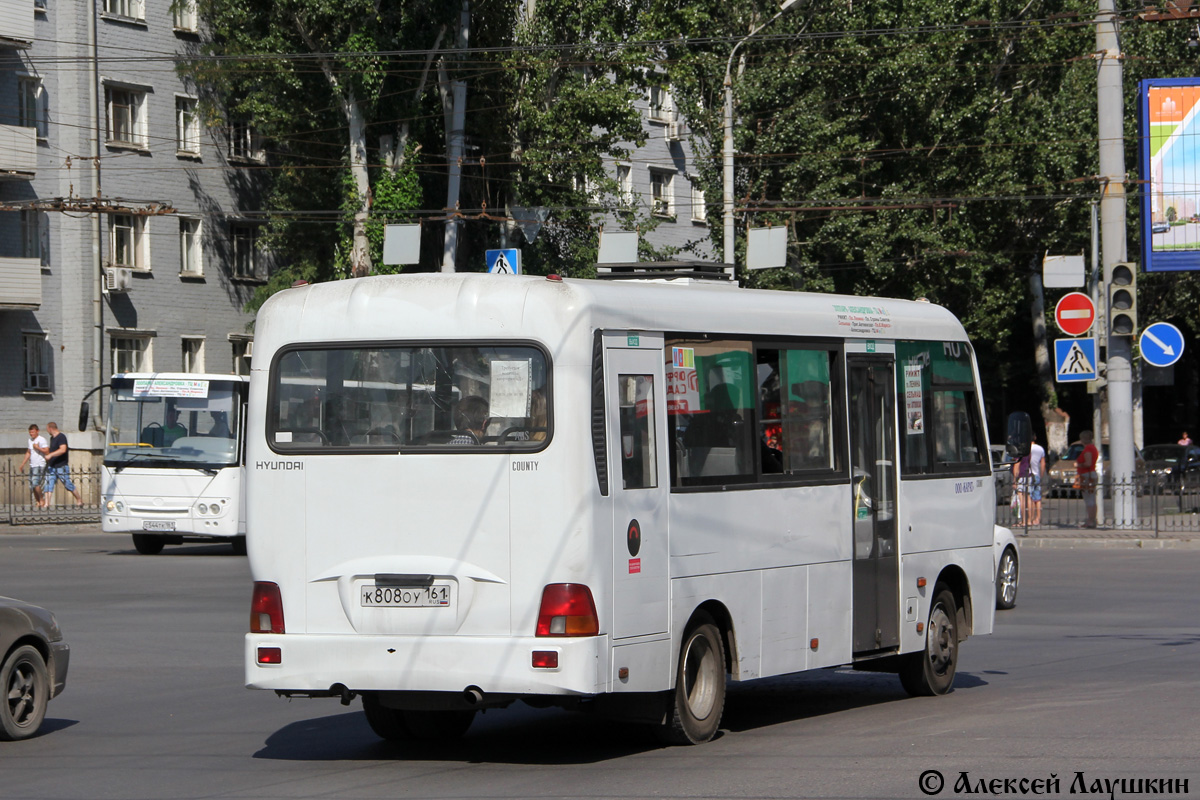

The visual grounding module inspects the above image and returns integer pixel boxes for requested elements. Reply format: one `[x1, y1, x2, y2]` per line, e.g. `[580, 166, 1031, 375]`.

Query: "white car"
[993, 525, 1020, 610]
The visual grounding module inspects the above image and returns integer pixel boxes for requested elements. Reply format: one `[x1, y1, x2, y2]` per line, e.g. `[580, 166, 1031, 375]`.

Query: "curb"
[1018, 536, 1200, 549]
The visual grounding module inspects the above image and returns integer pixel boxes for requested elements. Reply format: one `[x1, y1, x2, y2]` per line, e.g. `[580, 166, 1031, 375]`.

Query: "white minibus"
[100, 373, 249, 555]
[245, 270, 997, 744]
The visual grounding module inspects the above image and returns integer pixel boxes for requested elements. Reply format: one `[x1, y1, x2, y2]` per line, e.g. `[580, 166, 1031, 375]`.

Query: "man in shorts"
[42, 421, 84, 508]
[1029, 435, 1046, 526]
[18, 424, 48, 508]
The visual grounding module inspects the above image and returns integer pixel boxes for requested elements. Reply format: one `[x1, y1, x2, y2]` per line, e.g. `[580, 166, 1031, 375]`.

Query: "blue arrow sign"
[486, 248, 520, 275]
[1139, 322, 1185, 368]
[1054, 338, 1098, 383]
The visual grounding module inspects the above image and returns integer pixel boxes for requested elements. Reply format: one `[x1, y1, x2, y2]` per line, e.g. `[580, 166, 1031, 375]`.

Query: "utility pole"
[441, 0, 470, 273]
[1097, 0, 1136, 526]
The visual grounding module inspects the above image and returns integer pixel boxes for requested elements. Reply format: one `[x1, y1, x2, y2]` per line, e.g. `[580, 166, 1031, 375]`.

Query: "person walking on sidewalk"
[18, 424, 48, 509]
[41, 421, 84, 508]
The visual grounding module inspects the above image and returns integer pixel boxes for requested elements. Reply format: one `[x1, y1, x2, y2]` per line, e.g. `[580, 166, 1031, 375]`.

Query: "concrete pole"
[441, 0, 470, 273]
[1097, 0, 1136, 525]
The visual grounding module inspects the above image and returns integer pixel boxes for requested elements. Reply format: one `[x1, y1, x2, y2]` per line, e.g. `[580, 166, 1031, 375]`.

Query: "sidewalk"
[1004, 521, 1200, 549]
[5, 520, 1200, 549]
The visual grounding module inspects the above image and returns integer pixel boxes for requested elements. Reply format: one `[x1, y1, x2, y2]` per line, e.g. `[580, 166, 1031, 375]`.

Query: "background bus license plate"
[361, 584, 452, 608]
[142, 520, 175, 531]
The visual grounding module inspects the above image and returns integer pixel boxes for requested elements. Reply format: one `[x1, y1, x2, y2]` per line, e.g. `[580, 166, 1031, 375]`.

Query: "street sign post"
[1139, 322, 1185, 368]
[1054, 292, 1096, 336]
[486, 248, 520, 275]
[1055, 338, 1098, 383]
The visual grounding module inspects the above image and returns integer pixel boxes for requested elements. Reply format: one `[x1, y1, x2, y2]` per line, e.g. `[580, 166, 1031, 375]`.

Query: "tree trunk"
[347, 87, 372, 278]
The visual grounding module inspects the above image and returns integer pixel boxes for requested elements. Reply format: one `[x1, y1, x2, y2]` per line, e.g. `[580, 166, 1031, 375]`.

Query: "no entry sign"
[1054, 292, 1096, 337]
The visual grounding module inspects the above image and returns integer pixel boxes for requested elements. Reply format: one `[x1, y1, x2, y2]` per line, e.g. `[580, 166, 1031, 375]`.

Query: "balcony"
[0, 0, 35, 47]
[0, 124, 37, 179]
[0, 256, 42, 309]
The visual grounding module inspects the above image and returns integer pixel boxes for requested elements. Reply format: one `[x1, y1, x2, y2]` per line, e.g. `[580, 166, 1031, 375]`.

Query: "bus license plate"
[142, 520, 175, 532]
[361, 583, 453, 608]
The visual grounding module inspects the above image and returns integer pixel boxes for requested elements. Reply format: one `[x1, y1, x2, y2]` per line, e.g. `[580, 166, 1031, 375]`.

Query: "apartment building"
[0, 0, 262, 461]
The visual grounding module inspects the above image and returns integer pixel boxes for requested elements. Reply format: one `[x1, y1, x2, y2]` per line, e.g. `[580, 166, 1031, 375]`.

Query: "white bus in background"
[98, 373, 249, 555]
[244, 269, 997, 744]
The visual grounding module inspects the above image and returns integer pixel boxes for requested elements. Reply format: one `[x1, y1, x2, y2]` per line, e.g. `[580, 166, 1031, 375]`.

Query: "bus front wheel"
[658, 613, 726, 745]
[131, 534, 165, 555]
[899, 587, 959, 697]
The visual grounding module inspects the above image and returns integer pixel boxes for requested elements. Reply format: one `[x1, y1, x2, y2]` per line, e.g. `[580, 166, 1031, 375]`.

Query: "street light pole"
[723, 0, 803, 266]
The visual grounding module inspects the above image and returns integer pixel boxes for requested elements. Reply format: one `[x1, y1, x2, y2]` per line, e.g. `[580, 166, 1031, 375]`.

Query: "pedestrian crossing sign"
[486, 248, 520, 275]
[1054, 338, 1098, 383]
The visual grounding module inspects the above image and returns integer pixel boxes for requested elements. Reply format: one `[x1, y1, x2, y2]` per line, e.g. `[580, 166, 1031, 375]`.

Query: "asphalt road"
[1, 531, 1197, 799]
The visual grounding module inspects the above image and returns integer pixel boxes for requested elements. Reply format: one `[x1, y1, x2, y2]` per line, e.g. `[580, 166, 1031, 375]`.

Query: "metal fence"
[1, 463, 102, 525]
[996, 475, 1200, 536]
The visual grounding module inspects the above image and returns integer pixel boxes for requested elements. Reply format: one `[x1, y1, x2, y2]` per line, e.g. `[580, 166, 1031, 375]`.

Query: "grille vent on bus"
[595, 260, 734, 283]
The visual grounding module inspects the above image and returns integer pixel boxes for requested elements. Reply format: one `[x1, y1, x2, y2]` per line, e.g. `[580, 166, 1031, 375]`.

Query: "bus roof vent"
[595, 260, 736, 285]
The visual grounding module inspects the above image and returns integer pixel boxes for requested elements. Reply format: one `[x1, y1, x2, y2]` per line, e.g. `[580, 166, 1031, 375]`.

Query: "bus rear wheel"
[131, 534, 165, 555]
[899, 587, 958, 697]
[658, 613, 726, 745]
[362, 694, 475, 741]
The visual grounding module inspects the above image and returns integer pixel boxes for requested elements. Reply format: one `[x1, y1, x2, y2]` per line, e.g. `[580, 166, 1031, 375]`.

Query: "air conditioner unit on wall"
[104, 266, 133, 293]
[666, 120, 684, 142]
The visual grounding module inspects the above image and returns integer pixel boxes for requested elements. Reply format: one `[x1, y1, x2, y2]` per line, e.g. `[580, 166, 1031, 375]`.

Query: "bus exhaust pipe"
[463, 686, 484, 705]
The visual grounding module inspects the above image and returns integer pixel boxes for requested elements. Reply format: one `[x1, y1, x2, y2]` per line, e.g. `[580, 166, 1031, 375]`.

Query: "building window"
[691, 181, 707, 223]
[18, 78, 47, 139]
[176, 97, 200, 154]
[617, 164, 633, 205]
[103, 0, 144, 20]
[23, 334, 50, 393]
[182, 337, 205, 373]
[231, 338, 252, 376]
[648, 86, 673, 123]
[110, 214, 149, 270]
[179, 218, 202, 275]
[650, 170, 674, 217]
[173, 0, 198, 31]
[111, 335, 151, 374]
[21, 210, 45, 263]
[106, 86, 148, 148]
[229, 121, 264, 162]
[231, 223, 260, 279]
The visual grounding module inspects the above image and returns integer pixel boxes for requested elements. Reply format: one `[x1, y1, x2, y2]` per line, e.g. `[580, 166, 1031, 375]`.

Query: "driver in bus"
[207, 411, 232, 438]
[163, 406, 188, 447]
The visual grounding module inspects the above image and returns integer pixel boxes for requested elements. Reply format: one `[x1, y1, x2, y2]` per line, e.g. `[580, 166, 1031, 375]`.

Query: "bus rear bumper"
[245, 633, 607, 697]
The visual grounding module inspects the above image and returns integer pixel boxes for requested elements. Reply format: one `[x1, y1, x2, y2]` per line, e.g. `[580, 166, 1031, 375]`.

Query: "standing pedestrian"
[42, 421, 84, 508]
[1076, 430, 1100, 529]
[1179, 431, 1192, 446]
[17, 424, 48, 509]
[1029, 435, 1046, 527]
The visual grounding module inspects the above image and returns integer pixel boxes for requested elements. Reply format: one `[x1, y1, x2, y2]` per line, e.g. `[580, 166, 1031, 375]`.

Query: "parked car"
[1141, 443, 1200, 493]
[990, 445, 1016, 505]
[1046, 441, 1144, 497]
[994, 526, 1020, 610]
[1152, 221, 1171, 234]
[1, 595, 70, 741]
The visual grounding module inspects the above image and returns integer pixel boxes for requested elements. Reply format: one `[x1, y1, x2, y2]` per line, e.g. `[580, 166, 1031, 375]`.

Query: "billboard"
[1140, 78, 1200, 271]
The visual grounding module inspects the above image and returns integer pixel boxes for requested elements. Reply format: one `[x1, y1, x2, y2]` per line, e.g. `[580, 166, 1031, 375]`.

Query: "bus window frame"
[896, 340, 989, 480]
[664, 333, 849, 493]
[265, 338, 553, 456]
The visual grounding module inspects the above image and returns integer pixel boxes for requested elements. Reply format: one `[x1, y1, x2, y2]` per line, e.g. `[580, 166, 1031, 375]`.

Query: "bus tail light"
[536, 584, 599, 636]
[251, 581, 285, 634]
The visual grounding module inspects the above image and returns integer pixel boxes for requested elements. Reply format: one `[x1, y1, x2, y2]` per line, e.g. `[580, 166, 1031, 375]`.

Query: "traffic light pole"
[1097, 0, 1136, 526]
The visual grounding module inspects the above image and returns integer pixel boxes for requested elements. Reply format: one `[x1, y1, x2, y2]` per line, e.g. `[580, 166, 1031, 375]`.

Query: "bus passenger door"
[848, 355, 900, 654]
[605, 335, 669, 640]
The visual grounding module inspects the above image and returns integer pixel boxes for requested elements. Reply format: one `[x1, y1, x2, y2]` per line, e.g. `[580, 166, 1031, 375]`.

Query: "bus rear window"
[268, 344, 549, 451]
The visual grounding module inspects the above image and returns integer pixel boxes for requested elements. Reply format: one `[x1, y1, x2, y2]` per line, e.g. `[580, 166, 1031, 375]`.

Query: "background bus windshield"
[106, 380, 240, 467]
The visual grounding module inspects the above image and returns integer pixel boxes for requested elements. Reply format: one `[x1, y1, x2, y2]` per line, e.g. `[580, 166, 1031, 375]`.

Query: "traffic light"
[1108, 261, 1137, 337]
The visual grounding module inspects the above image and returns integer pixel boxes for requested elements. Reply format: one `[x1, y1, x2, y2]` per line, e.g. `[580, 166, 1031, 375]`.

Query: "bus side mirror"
[79, 402, 90, 432]
[1006, 411, 1032, 459]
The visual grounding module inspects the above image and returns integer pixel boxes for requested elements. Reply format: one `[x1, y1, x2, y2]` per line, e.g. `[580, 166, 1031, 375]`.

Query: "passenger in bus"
[451, 396, 489, 444]
[207, 411, 232, 438]
[761, 422, 784, 473]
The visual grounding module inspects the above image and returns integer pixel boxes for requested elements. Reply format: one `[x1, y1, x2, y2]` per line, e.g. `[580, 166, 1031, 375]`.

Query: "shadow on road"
[253, 669, 989, 763]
